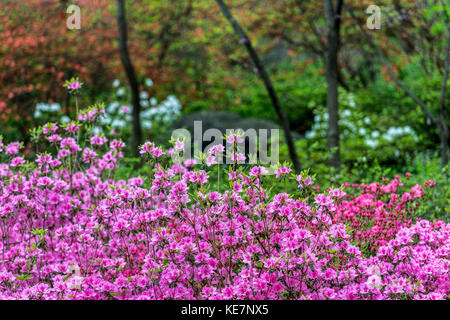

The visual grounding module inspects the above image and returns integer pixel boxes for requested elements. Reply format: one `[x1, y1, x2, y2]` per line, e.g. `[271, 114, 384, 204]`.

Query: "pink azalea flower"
[275, 166, 291, 178]
[10, 156, 25, 167]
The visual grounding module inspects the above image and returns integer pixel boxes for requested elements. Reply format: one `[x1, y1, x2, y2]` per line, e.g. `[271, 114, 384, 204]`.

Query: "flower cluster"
[63, 77, 83, 94]
[0, 103, 447, 300]
[333, 176, 437, 254]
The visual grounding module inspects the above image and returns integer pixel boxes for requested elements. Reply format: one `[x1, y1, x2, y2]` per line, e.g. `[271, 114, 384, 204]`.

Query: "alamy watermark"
[170, 121, 280, 172]
[66, 4, 81, 30]
[366, 5, 381, 30]
[365, 1, 430, 30]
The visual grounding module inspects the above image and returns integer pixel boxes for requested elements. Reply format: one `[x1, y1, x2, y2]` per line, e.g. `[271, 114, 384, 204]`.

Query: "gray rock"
[170, 110, 282, 135]
[157, 110, 301, 147]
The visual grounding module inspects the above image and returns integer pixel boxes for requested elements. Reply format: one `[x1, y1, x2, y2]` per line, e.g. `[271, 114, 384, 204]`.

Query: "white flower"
[100, 114, 112, 125]
[60, 115, 71, 123]
[111, 119, 126, 128]
[145, 78, 153, 87]
[36, 103, 49, 112]
[142, 120, 152, 129]
[34, 110, 42, 119]
[342, 109, 351, 118]
[92, 126, 102, 135]
[50, 103, 61, 112]
[349, 95, 356, 107]
[140, 91, 149, 100]
[116, 88, 126, 97]
[305, 131, 316, 139]
[365, 138, 379, 148]
[107, 101, 119, 114]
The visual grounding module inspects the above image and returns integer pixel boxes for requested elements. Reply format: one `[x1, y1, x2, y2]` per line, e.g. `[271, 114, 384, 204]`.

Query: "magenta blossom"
[64, 77, 83, 92]
[275, 166, 291, 178]
[10, 156, 25, 167]
[5, 142, 21, 155]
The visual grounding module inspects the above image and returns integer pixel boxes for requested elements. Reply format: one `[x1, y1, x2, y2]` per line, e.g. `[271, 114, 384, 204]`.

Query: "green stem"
[217, 164, 220, 193]
[149, 161, 153, 191]
[75, 95, 80, 144]
[75, 95, 79, 117]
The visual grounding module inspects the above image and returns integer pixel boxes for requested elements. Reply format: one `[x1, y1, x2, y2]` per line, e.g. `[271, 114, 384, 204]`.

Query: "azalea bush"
[333, 177, 435, 255]
[0, 88, 448, 300]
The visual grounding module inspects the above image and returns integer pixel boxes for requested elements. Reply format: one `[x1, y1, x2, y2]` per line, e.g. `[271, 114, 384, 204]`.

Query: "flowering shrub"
[333, 177, 437, 254]
[0, 100, 448, 300]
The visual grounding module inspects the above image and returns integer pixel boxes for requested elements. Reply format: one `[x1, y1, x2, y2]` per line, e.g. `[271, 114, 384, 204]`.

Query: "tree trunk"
[215, 0, 300, 172]
[346, 3, 449, 168]
[324, 0, 343, 170]
[440, 126, 449, 167]
[439, 31, 450, 167]
[117, 0, 142, 157]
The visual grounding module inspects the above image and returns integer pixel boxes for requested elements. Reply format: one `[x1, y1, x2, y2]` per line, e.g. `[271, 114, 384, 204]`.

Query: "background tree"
[346, 2, 449, 167]
[0, 0, 116, 141]
[1, 0, 448, 174]
[215, 0, 300, 172]
[324, 0, 344, 170]
[117, 0, 142, 157]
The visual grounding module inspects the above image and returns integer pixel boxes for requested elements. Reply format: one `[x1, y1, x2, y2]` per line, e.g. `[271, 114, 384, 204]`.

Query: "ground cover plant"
[0, 84, 448, 300]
